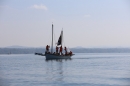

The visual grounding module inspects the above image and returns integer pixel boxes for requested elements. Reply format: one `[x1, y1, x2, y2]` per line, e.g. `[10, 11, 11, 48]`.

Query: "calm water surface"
[0, 53, 130, 86]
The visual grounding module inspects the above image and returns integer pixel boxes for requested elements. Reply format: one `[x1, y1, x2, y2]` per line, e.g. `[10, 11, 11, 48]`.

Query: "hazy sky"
[0, 0, 130, 48]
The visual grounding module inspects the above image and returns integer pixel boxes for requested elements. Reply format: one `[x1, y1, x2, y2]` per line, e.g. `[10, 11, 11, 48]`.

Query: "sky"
[0, 0, 130, 48]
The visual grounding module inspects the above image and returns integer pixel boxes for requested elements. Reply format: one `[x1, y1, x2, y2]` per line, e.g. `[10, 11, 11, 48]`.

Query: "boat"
[45, 24, 74, 59]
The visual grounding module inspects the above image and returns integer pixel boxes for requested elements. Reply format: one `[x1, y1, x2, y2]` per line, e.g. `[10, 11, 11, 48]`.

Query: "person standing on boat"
[56, 46, 59, 54]
[59, 46, 63, 55]
[64, 46, 67, 55]
[48, 46, 50, 53]
[46, 45, 50, 53]
[69, 51, 72, 56]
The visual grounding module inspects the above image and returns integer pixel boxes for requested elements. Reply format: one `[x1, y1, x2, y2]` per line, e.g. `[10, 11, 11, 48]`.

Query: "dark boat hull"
[45, 54, 72, 59]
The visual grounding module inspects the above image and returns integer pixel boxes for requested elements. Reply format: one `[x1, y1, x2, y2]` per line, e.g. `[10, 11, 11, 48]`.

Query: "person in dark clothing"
[64, 46, 67, 55]
[56, 46, 59, 54]
[46, 45, 50, 53]
[69, 51, 72, 56]
[59, 46, 62, 55]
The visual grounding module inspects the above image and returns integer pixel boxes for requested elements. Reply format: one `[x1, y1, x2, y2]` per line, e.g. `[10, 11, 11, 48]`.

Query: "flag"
[57, 34, 61, 45]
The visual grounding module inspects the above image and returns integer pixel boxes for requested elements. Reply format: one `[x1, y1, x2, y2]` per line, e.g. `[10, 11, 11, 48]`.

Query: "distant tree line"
[71, 48, 130, 53]
[0, 48, 45, 54]
[0, 48, 130, 54]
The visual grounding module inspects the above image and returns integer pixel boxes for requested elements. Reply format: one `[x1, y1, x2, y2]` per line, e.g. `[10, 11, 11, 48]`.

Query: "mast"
[61, 29, 63, 46]
[51, 24, 53, 53]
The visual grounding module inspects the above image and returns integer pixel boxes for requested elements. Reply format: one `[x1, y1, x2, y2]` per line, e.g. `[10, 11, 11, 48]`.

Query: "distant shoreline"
[1, 48, 130, 54]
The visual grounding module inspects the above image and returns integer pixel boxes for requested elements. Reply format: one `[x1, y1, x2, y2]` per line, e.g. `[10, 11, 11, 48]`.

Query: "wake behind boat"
[44, 24, 74, 59]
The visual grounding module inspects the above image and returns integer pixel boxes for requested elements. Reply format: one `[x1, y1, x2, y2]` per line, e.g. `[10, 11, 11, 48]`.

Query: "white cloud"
[32, 4, 48, 10]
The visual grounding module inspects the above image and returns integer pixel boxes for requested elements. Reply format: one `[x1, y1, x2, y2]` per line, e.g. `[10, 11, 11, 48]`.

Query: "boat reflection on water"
[45, 58, 72, 83]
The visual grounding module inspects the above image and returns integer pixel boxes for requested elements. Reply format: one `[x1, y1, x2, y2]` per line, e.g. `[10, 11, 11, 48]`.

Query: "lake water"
[0, 53, 130, 86]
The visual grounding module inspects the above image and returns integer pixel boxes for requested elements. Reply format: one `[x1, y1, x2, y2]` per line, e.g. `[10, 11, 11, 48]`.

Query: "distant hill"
[0, 48, 45, 54]
[5, 45, 29, 48]
[1, 47, 130, 54]
[70, 48, 130, 53]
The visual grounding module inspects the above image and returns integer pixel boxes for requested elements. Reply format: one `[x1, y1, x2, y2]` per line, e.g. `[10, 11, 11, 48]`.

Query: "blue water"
[0, 53, 130, 86]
